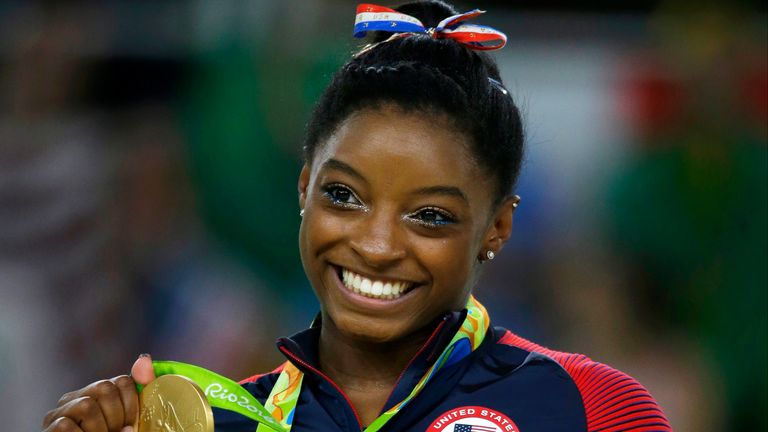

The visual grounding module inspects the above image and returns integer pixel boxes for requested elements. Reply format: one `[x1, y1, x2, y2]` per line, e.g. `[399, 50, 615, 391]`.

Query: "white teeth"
[372, 281, 383, 295]
[361, 278, 372, 294]
[395, 283, 404, 295]
[339, 268, 413, 300]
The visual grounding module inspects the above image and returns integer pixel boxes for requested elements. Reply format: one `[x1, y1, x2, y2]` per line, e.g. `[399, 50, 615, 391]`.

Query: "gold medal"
[138, 374, 214, 432]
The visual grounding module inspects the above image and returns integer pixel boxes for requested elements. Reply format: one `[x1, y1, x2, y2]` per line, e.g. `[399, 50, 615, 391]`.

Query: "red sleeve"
[498, 330, 672, 432]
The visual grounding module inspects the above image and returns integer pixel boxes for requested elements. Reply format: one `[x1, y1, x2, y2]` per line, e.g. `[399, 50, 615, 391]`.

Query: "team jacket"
[214, 309, 672, 431]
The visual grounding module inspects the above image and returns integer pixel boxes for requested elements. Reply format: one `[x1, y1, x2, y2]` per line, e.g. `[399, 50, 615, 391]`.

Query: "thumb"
[131, 353, 156, 385]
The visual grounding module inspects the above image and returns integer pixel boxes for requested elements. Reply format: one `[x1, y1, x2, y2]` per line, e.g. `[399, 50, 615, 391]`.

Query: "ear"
[479, 195, 520, 259]
[298, 164, 310, 210]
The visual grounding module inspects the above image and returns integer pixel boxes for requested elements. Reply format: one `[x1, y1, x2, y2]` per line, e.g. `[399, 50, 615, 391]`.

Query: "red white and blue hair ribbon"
[353, 3, 507, 51]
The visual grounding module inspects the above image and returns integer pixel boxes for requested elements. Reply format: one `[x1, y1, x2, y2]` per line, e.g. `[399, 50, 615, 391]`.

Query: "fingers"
[89, 380, 125, 431]
[110, 375, 139, 427]
[44, 355, 152, 432]
[43, 415, 134, 432]
[57, 389, 82, 407]
[43, 416, 84, 432]
[130, 354, 155, 385]
[45, 376, 138, 432]
[44, 396, 108, 432]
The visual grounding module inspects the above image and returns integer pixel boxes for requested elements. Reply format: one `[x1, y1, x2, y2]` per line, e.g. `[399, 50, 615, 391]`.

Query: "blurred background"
[0, 0, 765, 430]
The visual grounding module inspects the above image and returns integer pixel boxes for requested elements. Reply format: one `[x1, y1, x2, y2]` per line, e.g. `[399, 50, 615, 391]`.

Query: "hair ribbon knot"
[353, 3, 507, 51]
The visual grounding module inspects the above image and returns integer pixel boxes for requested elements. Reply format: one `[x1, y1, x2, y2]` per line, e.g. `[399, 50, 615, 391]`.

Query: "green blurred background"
[0, 1, 765, 430]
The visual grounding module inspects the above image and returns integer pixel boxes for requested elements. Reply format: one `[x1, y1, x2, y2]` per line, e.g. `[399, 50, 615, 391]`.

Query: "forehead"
[312, 107, 483, 189]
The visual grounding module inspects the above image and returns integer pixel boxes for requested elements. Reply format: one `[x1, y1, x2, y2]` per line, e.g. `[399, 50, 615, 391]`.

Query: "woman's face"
[298, 106, 514, 344]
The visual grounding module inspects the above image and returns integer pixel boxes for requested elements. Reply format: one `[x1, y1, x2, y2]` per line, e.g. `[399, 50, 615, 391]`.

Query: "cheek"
[300, 209, 347, 262]
[299, 214, 336, 299]
[414, 235, 475, 283]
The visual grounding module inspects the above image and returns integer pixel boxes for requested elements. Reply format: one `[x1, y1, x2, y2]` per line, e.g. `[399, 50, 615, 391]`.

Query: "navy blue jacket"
[215, 310, 671, 431]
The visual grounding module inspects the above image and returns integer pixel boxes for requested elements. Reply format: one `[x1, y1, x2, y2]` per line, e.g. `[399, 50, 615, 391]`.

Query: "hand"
[42, 354, 157, 432]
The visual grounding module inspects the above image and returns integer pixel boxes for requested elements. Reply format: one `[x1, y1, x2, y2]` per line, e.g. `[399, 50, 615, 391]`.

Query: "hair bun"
[371, 1, 459, 43]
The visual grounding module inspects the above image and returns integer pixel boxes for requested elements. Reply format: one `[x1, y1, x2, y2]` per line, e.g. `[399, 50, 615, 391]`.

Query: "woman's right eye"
[322, 184, 363, 207]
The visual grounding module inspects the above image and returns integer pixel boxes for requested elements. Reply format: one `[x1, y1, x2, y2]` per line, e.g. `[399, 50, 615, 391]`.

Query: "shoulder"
[495, 328, 672, 432]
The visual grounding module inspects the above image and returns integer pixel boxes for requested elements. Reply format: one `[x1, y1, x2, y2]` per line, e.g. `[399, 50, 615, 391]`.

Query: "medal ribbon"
[258, 296, 491, 432]
[353, 3, 507, 51]
[145, 361, 288, 432]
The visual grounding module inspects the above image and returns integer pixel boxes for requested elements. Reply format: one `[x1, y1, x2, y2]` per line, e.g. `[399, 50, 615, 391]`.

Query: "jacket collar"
[276, 308, 467, 377]
[276, 306, 479, 413]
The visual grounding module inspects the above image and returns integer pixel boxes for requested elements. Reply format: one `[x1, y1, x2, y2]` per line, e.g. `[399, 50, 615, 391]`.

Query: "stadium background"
[0, 1, 765, 430]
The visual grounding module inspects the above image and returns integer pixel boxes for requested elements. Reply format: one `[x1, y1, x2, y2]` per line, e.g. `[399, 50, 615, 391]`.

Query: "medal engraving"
[139, 375, 214, 432]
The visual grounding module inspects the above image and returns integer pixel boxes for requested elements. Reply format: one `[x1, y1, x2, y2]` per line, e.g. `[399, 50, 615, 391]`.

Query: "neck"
[317, 317, 441, 425]
[318, 321, 439, 388]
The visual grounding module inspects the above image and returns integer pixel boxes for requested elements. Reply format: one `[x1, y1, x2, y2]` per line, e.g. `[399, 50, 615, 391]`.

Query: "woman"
[42, 2, 672, 431]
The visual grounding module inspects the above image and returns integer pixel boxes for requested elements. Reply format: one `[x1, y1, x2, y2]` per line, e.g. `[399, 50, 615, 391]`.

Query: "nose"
[349, 207, 407, 268]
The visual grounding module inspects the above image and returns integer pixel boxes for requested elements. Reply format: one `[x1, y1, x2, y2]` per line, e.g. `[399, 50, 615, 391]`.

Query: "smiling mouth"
[338, 267, 415, 300]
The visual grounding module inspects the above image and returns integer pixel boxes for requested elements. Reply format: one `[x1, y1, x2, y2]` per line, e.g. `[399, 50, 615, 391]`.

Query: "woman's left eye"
[322, 184, 363, 207]
[409, 208, 455, 227]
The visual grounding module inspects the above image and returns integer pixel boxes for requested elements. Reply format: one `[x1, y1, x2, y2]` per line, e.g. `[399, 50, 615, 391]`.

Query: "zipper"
[279, 346, 364, 429]
[379, 319, 447, 411]
[278, 316, 451, 431]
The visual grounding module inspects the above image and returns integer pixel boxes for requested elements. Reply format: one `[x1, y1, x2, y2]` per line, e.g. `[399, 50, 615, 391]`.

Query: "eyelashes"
[320, 183, 457, 228]
[407, 207, 456, 228]
[322, 183, 364, 208]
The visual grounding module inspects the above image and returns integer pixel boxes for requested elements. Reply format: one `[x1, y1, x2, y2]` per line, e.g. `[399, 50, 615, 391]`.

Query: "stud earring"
[299, 209, 305, 217]
[486, 250, 495, 260]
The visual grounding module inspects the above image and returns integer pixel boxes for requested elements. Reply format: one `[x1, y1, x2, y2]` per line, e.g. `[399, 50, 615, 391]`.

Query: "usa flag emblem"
[454, 424, 497, 432]
[426, 406, 519, 432]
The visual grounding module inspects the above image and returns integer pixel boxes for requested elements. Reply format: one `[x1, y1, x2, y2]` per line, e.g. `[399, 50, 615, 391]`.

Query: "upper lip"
[332, 263, 422, 286]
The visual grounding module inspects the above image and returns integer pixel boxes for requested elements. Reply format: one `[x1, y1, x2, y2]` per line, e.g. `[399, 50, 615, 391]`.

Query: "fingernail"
[139, 353, 151, 358]
[121, 426, 134, 432]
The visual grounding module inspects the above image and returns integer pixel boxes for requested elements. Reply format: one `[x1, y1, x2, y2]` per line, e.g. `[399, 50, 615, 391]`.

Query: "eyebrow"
[412, 185, 469, 204]
[321, 158, 366, 183]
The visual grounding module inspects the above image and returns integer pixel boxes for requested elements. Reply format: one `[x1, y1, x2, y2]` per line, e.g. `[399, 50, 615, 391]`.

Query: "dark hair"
[304, 0, 524, 202]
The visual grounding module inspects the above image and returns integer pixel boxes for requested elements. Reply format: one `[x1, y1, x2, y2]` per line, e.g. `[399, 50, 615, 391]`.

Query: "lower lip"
[331, 266, 418, 310]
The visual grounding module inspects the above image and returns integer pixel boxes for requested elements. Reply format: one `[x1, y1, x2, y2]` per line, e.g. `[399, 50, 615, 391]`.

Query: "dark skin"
[42, 105, 519, 431]
[298, 105, 517, 425]
[42, 357, 154, 432]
